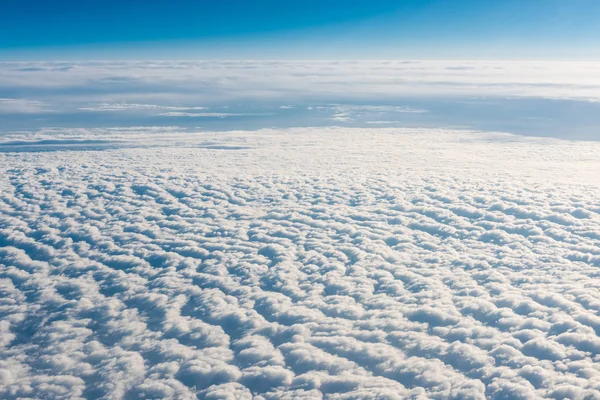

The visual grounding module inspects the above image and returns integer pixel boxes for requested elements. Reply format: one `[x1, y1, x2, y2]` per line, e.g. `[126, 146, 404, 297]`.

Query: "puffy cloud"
[0, 127, 599, 398]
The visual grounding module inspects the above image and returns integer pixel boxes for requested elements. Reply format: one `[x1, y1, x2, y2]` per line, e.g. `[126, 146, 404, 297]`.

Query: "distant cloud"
[317, 105, 428, 123]
[2, 61, 600, 140]
[2, 60, 600, 105]
[78, 103, 206, 112]
[0, 98, 50, 114]
[157, 112, 274, 118]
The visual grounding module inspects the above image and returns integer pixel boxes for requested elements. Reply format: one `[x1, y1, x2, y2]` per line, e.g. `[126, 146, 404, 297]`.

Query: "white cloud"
[78, 103, 206, 112]
[0, 98, 50, 114]
[0, 127, 599, 398]
[157, 112, 273, 118]
[2, 60, 600, 104]
[320, 105, 428, 123]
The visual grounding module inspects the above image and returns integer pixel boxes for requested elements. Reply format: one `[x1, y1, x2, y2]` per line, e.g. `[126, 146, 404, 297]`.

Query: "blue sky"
[1, 0, 600, 60]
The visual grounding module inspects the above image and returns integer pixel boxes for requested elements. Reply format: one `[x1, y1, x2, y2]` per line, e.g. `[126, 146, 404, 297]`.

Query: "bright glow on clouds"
[1, 127, 600, 398]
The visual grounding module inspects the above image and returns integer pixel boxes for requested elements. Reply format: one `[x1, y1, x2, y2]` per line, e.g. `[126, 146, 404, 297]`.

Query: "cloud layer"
[2, 61, 600, 140]
[2, 60, 600, 104]
[1, 127, 600, 399]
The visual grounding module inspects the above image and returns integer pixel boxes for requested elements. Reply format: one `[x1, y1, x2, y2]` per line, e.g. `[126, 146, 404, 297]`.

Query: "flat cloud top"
[1, 127, 598, 185]
[2, 60, 600, 141]
[1, 127, 600, 399]
[1, 60, 600, 103]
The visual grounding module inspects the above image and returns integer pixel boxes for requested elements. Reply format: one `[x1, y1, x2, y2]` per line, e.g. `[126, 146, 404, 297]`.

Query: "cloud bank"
[2, 60, 600, 101]
[1, 61, 600, 113]
[2, 61, 600, 140]
[1, 127, 599, 399]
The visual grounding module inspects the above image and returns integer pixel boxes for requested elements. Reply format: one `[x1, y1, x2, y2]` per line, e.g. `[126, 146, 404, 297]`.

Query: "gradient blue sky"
[2, 0, 600, 60]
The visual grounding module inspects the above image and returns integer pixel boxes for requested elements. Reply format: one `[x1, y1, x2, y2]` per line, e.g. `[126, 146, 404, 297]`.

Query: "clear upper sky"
[1, 0, 600, 60]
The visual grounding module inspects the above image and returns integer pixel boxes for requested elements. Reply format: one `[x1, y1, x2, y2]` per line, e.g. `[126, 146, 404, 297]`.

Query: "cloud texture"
[1, 127, 600, 399]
